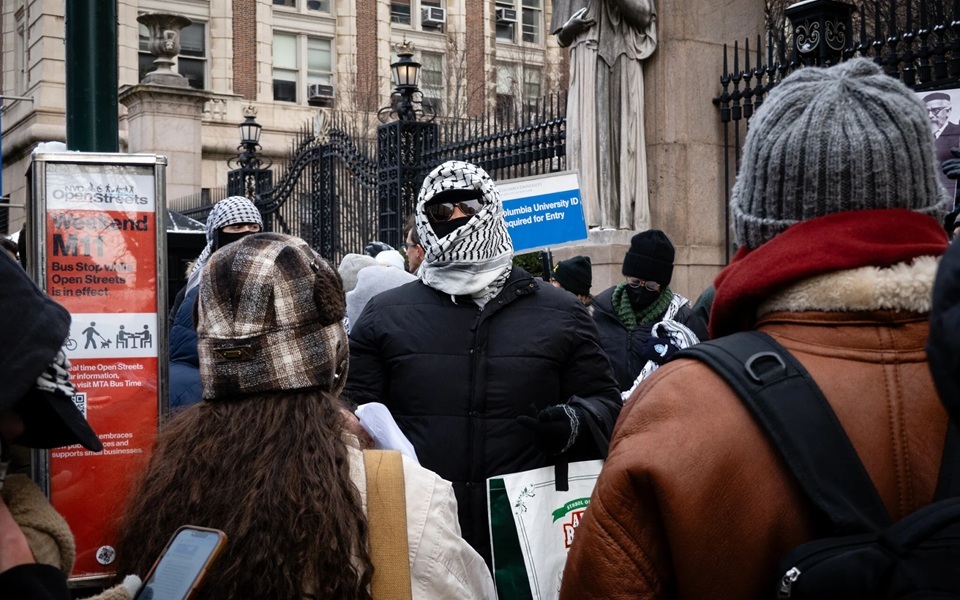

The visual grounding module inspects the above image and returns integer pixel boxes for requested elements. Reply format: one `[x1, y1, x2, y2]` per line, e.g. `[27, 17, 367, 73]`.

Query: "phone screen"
[135, 527, 225, 600]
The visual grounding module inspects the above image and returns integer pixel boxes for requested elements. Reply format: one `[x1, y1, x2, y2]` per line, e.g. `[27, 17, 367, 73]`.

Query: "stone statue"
[553, 0, 657, 231]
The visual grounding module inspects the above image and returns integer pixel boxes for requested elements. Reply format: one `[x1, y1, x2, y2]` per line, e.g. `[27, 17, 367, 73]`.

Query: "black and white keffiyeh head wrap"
[416, 161, 514, 306]
[187, 196, 263, 291]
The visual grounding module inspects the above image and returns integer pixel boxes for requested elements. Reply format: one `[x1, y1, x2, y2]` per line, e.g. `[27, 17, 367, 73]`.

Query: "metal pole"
[65, 1, 119, 152]
[540, 248, 554, 282]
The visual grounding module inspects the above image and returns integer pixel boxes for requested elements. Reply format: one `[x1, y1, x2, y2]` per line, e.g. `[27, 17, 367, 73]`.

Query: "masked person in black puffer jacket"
[345, 160, 621, 566]
[592, 230, 709, 394]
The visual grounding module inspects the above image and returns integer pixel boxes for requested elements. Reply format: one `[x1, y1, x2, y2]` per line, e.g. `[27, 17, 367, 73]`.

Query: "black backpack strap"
[935, 422, 960, 499]
[674, 331, 891, 533]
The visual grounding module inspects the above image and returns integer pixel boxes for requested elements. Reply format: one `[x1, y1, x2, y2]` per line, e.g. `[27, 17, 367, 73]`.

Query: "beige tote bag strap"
[364, 449, 413, 600]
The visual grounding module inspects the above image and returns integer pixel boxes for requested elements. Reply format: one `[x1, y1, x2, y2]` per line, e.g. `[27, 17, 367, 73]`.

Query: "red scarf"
[711, 209, 949, 339]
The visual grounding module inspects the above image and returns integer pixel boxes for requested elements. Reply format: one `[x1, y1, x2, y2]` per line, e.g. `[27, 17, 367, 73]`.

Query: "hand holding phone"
[132, 526, 227, 600]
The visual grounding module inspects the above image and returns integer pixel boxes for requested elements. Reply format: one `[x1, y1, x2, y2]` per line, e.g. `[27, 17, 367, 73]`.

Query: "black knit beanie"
[622, 230, 675, 286]
[553, 255, 592, 296]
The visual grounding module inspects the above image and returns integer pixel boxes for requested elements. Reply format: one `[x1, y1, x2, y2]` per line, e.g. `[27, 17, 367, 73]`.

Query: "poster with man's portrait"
[918, 89, 960, 203]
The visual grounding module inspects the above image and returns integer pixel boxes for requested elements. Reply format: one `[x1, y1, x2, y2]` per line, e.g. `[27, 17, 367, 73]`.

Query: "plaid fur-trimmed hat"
[196, 232, 348, 400]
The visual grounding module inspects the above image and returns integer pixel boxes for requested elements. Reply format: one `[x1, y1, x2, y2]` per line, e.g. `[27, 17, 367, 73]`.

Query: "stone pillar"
[119, 86, 211, 202]
[644, 0, 765, 299]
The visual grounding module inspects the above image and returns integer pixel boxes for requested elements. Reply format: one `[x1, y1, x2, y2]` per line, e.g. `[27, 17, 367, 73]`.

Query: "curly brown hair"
[114, 391, 373, 599]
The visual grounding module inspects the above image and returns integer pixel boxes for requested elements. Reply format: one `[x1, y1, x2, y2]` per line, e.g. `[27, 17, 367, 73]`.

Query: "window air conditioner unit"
[496, 8, 518, 23]
[307, 84, 334, 105]
[421, 6, 446, 26]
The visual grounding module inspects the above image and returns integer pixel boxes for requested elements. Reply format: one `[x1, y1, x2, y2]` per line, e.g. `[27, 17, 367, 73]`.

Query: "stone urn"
[138, 12, 192, 87]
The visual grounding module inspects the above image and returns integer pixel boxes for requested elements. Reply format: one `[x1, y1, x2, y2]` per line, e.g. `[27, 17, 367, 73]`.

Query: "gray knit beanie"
[731, 58, 950, 250]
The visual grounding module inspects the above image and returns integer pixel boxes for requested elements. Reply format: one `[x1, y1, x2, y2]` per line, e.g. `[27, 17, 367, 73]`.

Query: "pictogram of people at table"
[115, 323, 153, 349]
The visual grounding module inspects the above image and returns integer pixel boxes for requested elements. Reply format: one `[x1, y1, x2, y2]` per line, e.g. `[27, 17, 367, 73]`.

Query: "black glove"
[640, 336, 679, 365]
[517, 404, 585, 455]
[943, 147, 960, 180]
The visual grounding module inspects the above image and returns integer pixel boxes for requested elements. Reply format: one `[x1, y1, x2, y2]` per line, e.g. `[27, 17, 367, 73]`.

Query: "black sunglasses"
[424, 198, 484, 222]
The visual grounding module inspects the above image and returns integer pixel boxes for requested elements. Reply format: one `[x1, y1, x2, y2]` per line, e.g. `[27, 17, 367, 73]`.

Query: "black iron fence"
[377, 93, 567, 250]
[265, 122, 379, 260]
[716, 0, 960, 260]
[428, 94, 567, 180]
[0, 196, 9, 237]
[170, 186, 230, 224]
[178, 93, 566, 264]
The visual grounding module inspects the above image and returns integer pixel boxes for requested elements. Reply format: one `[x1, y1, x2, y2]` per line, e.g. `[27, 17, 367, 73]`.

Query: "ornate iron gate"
[181, 93, 566, 263]
[256, 126, 379, 262]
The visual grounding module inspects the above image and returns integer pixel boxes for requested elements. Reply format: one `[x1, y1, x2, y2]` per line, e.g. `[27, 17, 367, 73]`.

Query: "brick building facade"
[1, 0, 565, 231]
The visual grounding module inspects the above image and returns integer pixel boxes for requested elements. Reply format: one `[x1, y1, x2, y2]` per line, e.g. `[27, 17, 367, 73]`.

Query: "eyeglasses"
[625, 277, 661, 292]
[401, 242, 419, 250]
[927, 105, 951, 116]
[424, 199, 484, 222]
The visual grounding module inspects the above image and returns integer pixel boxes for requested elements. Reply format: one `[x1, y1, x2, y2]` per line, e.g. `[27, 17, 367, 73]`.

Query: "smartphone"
[132, 526, 227, 600]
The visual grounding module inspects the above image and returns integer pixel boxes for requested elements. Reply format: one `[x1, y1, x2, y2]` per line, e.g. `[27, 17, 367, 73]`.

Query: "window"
[420, 0, 445, 31]
[496, 63, 517, 120]
[178, 24, 206, 90]
[138, 22, 207, 89]
[391, 0, 411, 24]
[273, 0, 331, 11]
[521, 0, 541, 44]
[393, 0, 444, 29]
[273, 33, 298, 102]
[496, 0, 541, 45]
[523, 68, 541, 114]
[307, 37, 332, 86]
[495, 1, 516, 41]
[421, 52, 443, 115]
[15, 17, 26, 93]
[273, 34, 333, 104]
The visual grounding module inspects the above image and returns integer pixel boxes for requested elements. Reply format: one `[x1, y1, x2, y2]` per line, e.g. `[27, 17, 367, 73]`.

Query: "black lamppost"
[228, 106, 272, 199]
[376, 41, 439, 249]
[379, 41, 435, 123]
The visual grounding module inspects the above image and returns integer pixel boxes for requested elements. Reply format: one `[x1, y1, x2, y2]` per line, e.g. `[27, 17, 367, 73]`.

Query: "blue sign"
[498, 172, 587, 253]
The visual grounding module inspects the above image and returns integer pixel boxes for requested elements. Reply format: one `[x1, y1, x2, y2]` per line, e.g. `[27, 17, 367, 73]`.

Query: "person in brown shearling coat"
[560, 58, 952, 600]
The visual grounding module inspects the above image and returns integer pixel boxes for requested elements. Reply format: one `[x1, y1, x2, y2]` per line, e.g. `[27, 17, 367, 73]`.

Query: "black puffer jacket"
[592, 286, 709, 391]
[345, 267, 621, 565]
[929, 240, 960, 424]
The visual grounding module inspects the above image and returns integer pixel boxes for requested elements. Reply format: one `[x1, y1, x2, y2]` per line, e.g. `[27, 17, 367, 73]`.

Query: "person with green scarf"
[591, 229, 709, 392]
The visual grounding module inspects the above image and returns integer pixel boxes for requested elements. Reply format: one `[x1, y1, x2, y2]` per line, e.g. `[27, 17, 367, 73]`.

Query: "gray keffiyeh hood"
[187, 196, 264, 291]
[415, 161, 514, 305]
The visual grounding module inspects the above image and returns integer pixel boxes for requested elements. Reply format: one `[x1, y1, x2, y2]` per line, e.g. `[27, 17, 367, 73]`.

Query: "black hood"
[0, 251, 102, 451]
